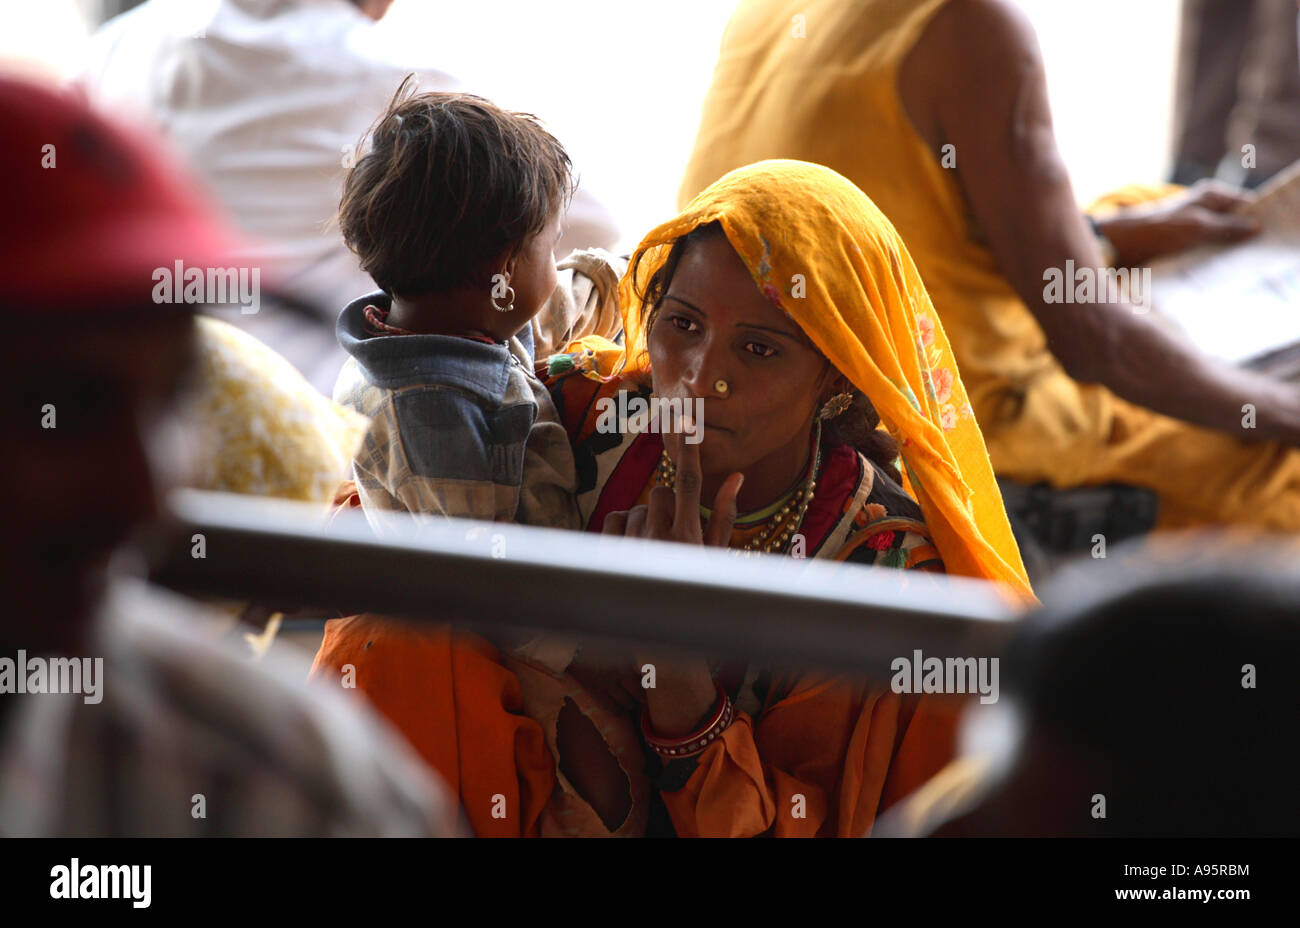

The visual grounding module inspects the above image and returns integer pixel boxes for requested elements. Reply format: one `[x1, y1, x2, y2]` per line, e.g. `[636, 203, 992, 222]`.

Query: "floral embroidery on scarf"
[917, 314, 935, 348]
[932, 367, 954, 403]
[913, 312, 970, 433]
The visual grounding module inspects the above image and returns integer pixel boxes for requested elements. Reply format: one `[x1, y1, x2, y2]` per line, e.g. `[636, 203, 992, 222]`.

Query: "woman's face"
[647, 230, 838, 499]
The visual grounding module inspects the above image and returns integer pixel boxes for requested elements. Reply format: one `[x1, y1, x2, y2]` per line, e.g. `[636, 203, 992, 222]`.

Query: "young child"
[326, 79, 646, 836]
[335, 79, 621, 532]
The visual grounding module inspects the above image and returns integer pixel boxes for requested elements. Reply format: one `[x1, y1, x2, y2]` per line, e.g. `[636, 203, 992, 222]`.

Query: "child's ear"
[491, 254, 517, 291]
[496, 249, 520, 287]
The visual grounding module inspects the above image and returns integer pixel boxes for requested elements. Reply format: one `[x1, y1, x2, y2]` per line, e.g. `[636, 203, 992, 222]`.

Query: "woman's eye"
[669, 315, 699, 333]
[746, 342, 778, 358]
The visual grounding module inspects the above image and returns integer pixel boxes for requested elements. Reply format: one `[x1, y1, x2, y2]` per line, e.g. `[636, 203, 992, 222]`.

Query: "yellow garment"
[190, 316, 368, 502]
[602, 159, 1033, 598]
[679, 0, 1083, 478]
[677, 0, 1300, 533]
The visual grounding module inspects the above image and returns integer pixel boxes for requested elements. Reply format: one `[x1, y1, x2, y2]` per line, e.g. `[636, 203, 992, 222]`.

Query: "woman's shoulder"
[835, 459, 944, 572]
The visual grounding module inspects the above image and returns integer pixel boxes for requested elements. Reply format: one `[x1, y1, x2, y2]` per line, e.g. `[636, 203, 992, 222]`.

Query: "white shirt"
[77, 0, 620, 393]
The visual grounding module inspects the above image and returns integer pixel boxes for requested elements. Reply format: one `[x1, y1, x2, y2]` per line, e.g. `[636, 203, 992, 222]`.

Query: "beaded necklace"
[655, 419, 823, 555]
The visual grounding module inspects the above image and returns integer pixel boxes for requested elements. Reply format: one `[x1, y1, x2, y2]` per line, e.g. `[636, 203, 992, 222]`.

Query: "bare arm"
[914, 0, 1300, 444]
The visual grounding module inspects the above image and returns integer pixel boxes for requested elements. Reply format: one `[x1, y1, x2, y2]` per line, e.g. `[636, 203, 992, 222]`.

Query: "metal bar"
[150, 489, 1026, 678]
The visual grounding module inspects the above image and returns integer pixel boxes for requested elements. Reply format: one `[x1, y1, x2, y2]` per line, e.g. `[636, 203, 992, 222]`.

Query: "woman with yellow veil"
[313, 160, 1032, 837]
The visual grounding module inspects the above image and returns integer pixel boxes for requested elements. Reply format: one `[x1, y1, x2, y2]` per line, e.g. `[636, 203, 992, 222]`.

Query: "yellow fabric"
[190, 316, 369, 502]
[678, 0, 1076, 478]
[1088, 184, 1186, 215]
[596, 159, 1033, 598]
[676, 0, 1300, 534]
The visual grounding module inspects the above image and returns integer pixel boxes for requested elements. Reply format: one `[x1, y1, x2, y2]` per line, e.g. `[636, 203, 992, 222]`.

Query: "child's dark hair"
[339, 76, 575, 297]
[632, 222, 905, 486]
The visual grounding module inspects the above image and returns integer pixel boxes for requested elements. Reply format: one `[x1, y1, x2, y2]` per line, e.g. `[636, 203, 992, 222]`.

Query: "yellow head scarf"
[613, 160, 1032, 598]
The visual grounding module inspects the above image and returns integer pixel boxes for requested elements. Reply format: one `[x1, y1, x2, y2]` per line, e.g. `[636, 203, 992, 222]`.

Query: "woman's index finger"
[672, 426, 703, 534]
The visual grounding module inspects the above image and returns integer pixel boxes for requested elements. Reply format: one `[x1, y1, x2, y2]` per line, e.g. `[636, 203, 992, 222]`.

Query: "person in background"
[679, 0, 1300, 541]
[879, 555, 1300, 837]
[1170, 0, 1300, 187]
[77, 0, 621, 393]
[0, 73, 459, 837]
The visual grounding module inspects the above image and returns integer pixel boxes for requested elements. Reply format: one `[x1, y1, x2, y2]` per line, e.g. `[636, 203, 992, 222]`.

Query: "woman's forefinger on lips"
[645, 485, 675, 537]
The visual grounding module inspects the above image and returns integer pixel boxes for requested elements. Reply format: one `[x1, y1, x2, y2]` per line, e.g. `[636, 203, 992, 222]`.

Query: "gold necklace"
[656, 421, 822, 555]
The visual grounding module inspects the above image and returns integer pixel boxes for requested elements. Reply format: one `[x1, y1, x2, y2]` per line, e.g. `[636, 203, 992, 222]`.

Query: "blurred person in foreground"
[0, 73, 459, 836]
[878, 554, 1300, 836]
[681, 0, 1300, 537]
[77, 0, 622, 394]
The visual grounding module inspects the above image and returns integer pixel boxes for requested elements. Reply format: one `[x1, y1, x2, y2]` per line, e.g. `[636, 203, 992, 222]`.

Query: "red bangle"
[641, 681, 734, 759]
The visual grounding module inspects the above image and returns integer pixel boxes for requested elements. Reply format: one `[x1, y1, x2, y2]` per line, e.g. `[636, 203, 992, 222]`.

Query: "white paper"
[1148, 160, 1300, 367]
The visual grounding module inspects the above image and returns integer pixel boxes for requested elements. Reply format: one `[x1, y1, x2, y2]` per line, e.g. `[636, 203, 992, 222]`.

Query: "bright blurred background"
[1, 0, 1181, 251]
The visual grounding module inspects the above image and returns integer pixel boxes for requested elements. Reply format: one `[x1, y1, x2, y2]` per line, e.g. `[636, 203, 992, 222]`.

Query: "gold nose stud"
[714, 378, 729, 395]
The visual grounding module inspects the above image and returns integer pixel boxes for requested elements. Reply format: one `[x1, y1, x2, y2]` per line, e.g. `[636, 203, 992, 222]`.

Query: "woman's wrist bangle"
[641, 681, 734, 759]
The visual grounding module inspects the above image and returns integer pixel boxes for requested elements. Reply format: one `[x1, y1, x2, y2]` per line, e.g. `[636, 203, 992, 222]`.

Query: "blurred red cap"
[0, 72, 244, 311]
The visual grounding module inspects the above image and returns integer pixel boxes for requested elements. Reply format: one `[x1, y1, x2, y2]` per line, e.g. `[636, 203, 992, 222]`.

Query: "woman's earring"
[818, 391, 853, 420]
[491, 274, 515, 313]
[714, 378, 729, 395]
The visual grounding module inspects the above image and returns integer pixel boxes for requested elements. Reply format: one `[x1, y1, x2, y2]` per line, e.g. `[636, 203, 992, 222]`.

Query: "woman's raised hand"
[600, 420, 744, 548]
[600, 423, 739, 736]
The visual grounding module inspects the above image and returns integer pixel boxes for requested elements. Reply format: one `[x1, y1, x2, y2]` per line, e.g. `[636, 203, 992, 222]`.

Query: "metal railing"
[150, 489, 1025, 679]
